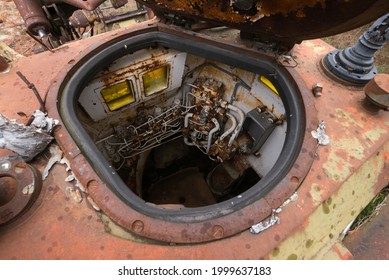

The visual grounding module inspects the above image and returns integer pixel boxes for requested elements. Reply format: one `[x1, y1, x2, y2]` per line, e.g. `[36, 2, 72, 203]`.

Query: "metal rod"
[16, 71, 46, 112]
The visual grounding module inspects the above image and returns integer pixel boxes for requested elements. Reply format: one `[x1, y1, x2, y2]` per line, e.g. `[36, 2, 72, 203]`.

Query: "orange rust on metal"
[0, 157, 42, 225]
[0, 21, 388, 259]
[13, 0, 51, 34]
[40, 23, 318, 243]
[100, 59, 166, 87]
[150, 0, 324, 20]
[47, 0, 107, 11]
[364, 74, 389, 110]
[139, 0, 389, 44]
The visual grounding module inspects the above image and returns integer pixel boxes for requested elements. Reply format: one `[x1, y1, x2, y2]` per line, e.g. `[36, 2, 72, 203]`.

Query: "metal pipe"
[13, 0, 51, 35]
[46, 0, 106, 11]
[183, 113, 194, 146]
[207, 118, 220, 153]
[16, 71, 46, 113]
[184, 113, 193, 128]
[227, 104, 244, 146]
[220, 113, 237, 141]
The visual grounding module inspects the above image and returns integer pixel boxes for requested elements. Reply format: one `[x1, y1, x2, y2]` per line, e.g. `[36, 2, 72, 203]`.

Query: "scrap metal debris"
[41, 144, 86, 202]
[250, 208, 281, 234]
[0, 114, 55, 161]
[250, 192, 298, 234]
[87, 196, 101, 211]
[66, 186, 83, 203]
[30, 110, 58, 132]
[42, 144, 63, 180]
[311, 120, 330, 146]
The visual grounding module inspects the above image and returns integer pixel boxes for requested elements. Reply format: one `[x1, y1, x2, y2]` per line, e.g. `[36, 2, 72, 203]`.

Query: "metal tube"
[220, 113, 237, 141]
[227, 104, 245, 146]
[183, 113, 194, 146]
[207, 118, 220, 153]
[13, 0, 51, 35]
[46, 0, 106, 11]
[184, 113, 193, 128]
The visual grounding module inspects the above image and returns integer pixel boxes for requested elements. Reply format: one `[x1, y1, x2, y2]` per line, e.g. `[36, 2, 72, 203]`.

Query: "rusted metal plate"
[0, 157, 42, 225]
[0, 23, 388, 259]
[42, 22, 318, 243]
[137, 0, 389, 44]
[43, 0, 107, 11]
[365, 74, 389, 111]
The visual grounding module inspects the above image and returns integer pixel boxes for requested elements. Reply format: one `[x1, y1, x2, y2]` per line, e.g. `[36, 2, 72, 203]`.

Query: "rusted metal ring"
[0, 157, 42, 225]
[46, 23, 318, 243]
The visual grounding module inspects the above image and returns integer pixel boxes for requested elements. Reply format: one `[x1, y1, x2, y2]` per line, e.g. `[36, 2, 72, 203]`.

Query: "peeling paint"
[334, 108, 365, 129]
[100, 213, 163, 244]
[323, 137, 365, 181]
[268, 142, 387, 260]
[364, 127, 387, 142]
[302, 41, 326, 55]
[310, 183, 323, 205]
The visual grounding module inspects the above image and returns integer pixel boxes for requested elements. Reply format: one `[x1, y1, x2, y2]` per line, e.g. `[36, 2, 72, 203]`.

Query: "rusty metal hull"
[50, 23, 317, 243]
[0, 22, 388, 259]
[137, 0, 389, 44]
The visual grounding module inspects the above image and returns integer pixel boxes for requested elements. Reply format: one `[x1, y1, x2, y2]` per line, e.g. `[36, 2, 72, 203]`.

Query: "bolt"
[290, 176, 300, 185]
[312, 83, 323, 97]
[254, 151, 261, 157]
[22, 184, 35, 195]
[131, 220, 144, 233]
[212, 225, 224, 239]
[0, 161, 11, 172]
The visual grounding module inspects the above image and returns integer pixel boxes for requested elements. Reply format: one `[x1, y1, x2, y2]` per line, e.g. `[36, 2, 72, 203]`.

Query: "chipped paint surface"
[310, 183, 324, 206]
[334, 108, 365, 129]
[322, 138, 365, 181]
[269, 142, 388, 260]
[321, 242, 353, 260]
[302, 41, 327, 55]
[364, 127, 387, 142]
[0, 28, 387, 259]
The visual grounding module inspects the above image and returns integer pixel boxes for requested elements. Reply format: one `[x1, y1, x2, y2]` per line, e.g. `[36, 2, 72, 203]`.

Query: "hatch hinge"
[157, 13, 197, 29]
[240, 31, 296, 53]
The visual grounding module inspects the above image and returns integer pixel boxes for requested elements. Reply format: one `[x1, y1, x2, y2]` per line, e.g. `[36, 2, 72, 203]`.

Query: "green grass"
[349, 186, 389, 232]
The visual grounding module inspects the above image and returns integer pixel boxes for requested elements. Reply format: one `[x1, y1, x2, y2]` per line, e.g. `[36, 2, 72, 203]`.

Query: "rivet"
[22, 184, 35, 195]
[290, 176, 300, 185]
[312, 83, 323, 97]
[0, 161, 11, 171]
[132, 220, 144, 233]
[86, 180, 98, 190]
[212, 225, 224, 239]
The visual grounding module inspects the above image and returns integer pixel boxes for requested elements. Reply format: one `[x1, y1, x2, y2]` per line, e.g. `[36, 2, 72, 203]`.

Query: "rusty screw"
[312, 83, 323, 97]
[212, 225, 224, 239]
[131, 220, 144, 233]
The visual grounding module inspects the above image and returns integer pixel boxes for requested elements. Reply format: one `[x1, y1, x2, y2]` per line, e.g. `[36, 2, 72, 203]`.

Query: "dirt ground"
[0, 0, 388, 73]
